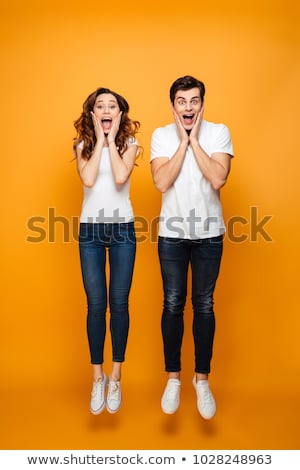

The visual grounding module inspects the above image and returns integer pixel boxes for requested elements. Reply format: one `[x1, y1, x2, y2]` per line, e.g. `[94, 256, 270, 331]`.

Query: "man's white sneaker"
[161, 379, 181, 414]
[90, 374, 107, 415]
[193, 377, 216, 419]
[106, 380, 122, 414]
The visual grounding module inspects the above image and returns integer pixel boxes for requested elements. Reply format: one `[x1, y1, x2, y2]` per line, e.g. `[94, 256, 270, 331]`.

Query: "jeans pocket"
[79, 223, 94, 244]
[117, 223, 136, 244]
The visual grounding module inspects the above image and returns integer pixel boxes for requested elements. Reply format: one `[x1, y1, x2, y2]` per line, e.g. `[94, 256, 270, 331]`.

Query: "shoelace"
[108, 381, 120, 400]
[197, 383, 213, 404]
[92, 378, 105, 399]
[201, 388, 213, 404]
[166, 383, 180, 399]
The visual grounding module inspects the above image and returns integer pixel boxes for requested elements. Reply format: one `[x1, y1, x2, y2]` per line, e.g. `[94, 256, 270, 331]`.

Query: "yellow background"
[1, 0, 299, 450]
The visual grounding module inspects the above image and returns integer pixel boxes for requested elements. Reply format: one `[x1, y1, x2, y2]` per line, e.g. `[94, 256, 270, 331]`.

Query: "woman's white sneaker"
[106, 380, 122, 414]
[161, 379, 181, 414]
[90, 374, 107, 415]
[193, 377, 216, 419]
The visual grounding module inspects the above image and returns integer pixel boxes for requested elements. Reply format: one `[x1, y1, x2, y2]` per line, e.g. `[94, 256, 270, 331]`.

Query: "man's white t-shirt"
[150, 120, 234, 239]
[79, 139, 138, 223]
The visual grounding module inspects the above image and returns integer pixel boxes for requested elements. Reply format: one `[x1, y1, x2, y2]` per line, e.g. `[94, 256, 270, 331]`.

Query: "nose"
[185, 102, 192, 111]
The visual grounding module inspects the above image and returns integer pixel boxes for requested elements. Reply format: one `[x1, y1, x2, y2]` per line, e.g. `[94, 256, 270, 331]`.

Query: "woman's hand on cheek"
[91, 111, 105, 142]
[108, 112, 122, 144]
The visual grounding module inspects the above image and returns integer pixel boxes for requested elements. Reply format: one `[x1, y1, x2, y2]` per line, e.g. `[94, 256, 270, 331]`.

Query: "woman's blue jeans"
[158, 235, 223, 374]
[79, 222, 136, 364]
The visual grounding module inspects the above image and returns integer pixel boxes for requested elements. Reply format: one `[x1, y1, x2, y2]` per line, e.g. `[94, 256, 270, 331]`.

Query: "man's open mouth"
[182, 114, 195, 126]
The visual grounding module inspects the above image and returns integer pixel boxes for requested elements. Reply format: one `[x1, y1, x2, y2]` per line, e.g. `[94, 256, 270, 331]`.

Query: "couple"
[73, 75, 234, 419]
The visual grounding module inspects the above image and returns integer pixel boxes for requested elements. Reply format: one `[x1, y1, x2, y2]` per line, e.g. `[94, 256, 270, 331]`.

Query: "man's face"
[173, 87, 203, 130]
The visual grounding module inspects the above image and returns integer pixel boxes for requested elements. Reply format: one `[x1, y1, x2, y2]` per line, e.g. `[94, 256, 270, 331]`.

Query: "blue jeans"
[79, 222, 136, 364]
[158, 235, 223, 374]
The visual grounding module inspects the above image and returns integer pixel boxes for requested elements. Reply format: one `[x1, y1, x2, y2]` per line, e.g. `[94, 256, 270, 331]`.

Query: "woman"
[73, 87, 140, 415]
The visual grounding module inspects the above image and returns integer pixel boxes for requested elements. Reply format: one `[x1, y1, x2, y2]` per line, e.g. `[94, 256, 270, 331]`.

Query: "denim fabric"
[158, 235, 223, 374]
[79, 222, 136, 364]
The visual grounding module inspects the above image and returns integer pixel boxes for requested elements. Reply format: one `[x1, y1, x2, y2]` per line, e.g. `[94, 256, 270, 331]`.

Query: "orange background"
[1, 0, 299, 450]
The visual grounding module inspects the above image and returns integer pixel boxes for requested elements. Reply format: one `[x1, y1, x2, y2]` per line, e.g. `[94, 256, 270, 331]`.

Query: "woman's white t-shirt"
[79, 139, 138, 223]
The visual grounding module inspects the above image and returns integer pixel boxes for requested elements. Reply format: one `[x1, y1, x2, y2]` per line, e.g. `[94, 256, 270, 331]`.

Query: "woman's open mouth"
[101, 118, 112, 131]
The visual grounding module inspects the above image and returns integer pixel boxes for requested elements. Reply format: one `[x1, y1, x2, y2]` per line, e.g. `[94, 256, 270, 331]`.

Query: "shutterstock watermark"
[25, 206, 274, 244]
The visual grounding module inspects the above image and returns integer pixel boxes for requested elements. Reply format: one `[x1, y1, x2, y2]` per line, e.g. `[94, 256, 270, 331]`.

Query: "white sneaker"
[161, 379, 181, 414]
[106, 380, 122, 414]
[90, 374, 107, 415]
[193, 377, 216, 419]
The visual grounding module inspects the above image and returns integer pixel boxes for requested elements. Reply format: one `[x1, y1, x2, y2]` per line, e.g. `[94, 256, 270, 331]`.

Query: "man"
[150, 75, 233, 419]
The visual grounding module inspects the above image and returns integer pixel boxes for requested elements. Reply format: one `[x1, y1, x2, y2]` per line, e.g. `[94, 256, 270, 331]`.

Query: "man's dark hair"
[169, 75, 205, 104]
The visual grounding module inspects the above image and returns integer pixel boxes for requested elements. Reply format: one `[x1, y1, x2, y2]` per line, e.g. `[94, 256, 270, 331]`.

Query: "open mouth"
[101, 118, 112, 130]
[182, 114, 195, 126]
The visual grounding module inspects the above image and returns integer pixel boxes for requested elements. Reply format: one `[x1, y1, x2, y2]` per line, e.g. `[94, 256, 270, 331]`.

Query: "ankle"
[94, 374, 105, 382]
[195, 373, 208, 383]
[168, 372, 180, 380]
[110, 375, 121, 382]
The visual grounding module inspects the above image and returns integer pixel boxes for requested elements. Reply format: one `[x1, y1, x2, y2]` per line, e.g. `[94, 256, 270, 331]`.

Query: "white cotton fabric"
[150, 121, 234, 239]
[79, 139, 138, 223]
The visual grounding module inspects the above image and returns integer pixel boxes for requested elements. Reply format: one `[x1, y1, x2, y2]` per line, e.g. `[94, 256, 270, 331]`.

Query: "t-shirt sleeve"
[77, 140, 84, 150]
[127, 136, 140, 156]
[128, 136, 138, 146]
[73, 139, 83, 157]
[212, 124, 234, 157]
[150, 128, 170, 161]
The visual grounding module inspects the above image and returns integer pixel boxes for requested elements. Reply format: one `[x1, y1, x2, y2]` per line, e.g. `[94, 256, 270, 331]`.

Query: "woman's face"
[93, 93, 120, 133]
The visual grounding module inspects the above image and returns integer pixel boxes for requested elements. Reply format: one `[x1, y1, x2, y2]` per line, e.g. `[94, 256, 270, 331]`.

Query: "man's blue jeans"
[79, 222, 136, 364]
[158, 235, 223, 374]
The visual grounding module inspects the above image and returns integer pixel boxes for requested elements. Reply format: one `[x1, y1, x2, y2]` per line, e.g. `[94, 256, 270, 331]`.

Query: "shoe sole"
[106, 401, 122, 414]
[90, 401, 106, 415]
[161, 398, 180, 414]
[161, 406, 179, 414]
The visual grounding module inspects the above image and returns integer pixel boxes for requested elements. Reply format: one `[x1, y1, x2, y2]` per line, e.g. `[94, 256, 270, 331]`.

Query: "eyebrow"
[176, 96, 200, 101]
[95, 99, 117, 104]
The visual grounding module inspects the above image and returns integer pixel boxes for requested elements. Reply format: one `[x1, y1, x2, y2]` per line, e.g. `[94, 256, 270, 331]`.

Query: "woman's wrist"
[95, 137, 105, 147]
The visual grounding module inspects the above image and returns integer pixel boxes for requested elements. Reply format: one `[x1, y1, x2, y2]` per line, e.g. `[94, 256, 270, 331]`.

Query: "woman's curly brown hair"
[73, 87, 140, 160]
